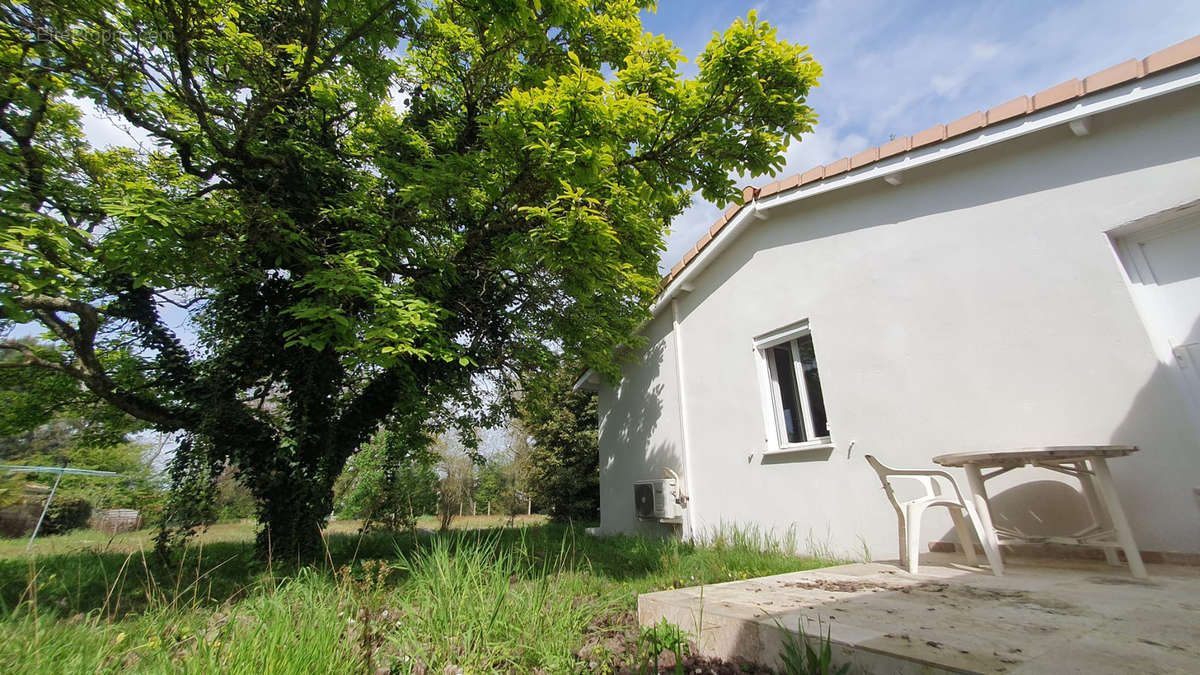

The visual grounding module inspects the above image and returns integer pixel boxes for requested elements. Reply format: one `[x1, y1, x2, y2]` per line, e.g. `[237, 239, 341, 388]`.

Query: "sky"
[63, 1, 1200, 279]
[640, 0, 1200, 272]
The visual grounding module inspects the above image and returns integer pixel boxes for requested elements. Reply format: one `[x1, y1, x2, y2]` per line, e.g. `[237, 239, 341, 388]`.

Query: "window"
[755, 323, 830, 449]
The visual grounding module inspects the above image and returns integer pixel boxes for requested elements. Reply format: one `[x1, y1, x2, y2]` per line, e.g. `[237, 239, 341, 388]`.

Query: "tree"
[519, 360, 599, 522]
[434, 431, 478, 528]
[0, 342, 161, 514]
[0, 1, 820, 558]
[335, 425, 439, 531]
[474, 451, 524, 516]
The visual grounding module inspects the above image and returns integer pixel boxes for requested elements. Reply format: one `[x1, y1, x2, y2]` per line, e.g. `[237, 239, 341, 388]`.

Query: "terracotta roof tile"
[681, 245, 699, 266]
[946, 111, 985, 138]
[657, 36, 1200, 293]
[1144, 35, 1200, 74]
[759, 180, 783, 198]
[877, 136, 911, 159]
[799, 166, 824, 184]
[1084, 59, 1144, 94]
[986, 96, 1032, 124]
[824, 157, 851, 177]
[910, 123, 946, 149]
[1032, 78, 1083, 111]
[850, 147, 879, 169]
[708, 214, 728, 237]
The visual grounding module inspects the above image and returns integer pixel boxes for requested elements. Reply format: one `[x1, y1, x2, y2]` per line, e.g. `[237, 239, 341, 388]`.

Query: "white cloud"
[68, 96, 154, 150]
[653, 0, 1200, 271]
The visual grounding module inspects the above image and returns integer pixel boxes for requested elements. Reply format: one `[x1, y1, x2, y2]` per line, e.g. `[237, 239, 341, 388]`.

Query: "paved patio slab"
[638, 554, 1200, 673]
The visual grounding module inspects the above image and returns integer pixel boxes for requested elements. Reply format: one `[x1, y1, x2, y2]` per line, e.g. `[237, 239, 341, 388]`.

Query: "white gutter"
[652, 59, 1200, 315]
[669, 296, 698, 540]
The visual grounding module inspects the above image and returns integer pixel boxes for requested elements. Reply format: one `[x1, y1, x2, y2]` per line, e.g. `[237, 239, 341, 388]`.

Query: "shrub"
[42, 495, 92, 534]
[518, 362, 599, 522]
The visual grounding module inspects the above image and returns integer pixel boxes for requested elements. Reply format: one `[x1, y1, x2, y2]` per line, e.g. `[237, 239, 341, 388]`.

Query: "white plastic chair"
[864, 454, 1002, 575]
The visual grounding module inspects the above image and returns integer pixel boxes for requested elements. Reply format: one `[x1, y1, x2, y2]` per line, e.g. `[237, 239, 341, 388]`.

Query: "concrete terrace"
[638, 554, 1200, 673]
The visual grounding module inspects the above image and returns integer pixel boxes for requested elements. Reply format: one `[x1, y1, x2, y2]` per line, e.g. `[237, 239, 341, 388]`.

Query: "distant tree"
[474, 460, 506, 513]
[1, 1, 820, 558]
[434, 432, 478, 529]
[212, 464, 257, 522]
[335, 423, 439, 532]
[519, 362, 599, 522]
[474, 449, 526, 516]
[0, 342, 160, 514]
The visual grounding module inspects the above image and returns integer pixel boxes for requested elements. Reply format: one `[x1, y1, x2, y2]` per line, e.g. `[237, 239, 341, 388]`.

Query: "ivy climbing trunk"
[255, 471, 336, 562]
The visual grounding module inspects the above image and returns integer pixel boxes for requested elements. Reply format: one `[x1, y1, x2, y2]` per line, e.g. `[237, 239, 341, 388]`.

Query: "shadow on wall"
[599, 339, 688, 536]
[931, 315, 1200, 554]
[600, 339, 667, 459]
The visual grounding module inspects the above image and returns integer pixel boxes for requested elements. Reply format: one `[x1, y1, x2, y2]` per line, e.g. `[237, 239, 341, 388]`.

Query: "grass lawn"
[0, 517, 835, 673]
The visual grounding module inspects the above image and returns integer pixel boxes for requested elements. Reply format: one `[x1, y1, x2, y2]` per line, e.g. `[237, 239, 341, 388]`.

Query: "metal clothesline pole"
[1, 465, 120, 552]
[28, 470, 65, 552]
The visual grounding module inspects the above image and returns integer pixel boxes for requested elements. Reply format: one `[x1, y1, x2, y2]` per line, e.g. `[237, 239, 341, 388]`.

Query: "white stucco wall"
[597, 310, 686, 536]
[597, 83, 1200, 558]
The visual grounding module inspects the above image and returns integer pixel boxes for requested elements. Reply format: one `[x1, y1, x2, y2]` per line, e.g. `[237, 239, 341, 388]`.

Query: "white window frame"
[753, 320, 833, 454]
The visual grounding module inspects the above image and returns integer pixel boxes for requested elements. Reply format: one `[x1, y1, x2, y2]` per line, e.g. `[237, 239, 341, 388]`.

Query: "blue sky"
[640, 0, 1200, 271]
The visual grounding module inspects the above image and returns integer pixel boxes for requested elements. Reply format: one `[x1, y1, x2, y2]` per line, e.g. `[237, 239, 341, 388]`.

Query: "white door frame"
[1109, 200, 1200, 432]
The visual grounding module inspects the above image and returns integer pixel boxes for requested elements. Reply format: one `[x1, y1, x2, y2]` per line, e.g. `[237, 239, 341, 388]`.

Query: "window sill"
[762, 438, 834, 456]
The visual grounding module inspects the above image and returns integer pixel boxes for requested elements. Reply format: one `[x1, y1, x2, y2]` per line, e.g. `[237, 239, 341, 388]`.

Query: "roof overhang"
[572, 368, 602, 392]
[651, 58, 1200, 318]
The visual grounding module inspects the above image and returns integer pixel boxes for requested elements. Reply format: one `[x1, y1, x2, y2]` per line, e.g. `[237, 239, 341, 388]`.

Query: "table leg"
[963, 463, 1004, 576]
[1089, 457, 1147, 579]
[1075, 461, 1120, 566]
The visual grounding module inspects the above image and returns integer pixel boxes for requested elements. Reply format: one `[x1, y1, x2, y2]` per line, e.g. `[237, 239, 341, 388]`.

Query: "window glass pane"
[794, 334, 828, 437]
[769, 345, 806, 443]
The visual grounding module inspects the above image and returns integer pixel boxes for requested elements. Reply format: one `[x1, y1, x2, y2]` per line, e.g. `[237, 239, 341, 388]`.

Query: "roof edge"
[652, 34, 1200, 316]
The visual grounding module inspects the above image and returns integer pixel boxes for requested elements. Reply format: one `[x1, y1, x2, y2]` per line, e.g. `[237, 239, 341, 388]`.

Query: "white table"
[932, 446, 1146, 578]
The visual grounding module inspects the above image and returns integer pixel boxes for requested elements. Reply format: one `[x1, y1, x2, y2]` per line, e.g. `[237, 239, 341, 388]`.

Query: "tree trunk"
[256, 482, 330, 561]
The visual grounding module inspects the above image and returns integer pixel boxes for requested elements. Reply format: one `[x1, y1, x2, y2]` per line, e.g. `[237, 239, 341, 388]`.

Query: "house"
[577, 36, 1200, 562]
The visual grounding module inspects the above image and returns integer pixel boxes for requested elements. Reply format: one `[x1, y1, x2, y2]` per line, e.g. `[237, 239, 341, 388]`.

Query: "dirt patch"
[575, 611, 774, 673]
[781, 578, 908, 593]
[934, 585, 1025, 602]
[1086, 576, 1156, 586]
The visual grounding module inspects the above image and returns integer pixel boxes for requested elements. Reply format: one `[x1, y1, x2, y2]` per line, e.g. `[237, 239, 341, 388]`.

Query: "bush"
[42, 495, 92, 535]
[518, 362, 599, 522]
[214, 465, 257, 522]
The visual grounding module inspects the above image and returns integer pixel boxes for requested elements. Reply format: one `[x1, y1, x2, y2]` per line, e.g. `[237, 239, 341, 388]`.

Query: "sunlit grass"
[0, 519, 833, 672]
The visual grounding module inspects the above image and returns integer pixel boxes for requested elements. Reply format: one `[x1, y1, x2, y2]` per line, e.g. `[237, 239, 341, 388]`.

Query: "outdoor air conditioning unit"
[634, 478, 681, 521]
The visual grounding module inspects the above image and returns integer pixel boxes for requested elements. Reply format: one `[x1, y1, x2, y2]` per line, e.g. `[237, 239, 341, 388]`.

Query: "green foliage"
[474, 450, 527, 516]
[154, 437, 221, 555]
[213, 465, 257, 522]
[335, 427, 439, 531]
[637, 617, 690, 674]
[0, 0, 820, 559]
[42, 495, 92, 535]
[520, 361, 600, 522]
[0, 343, 161, 523]
[778, 617, 850, 675]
